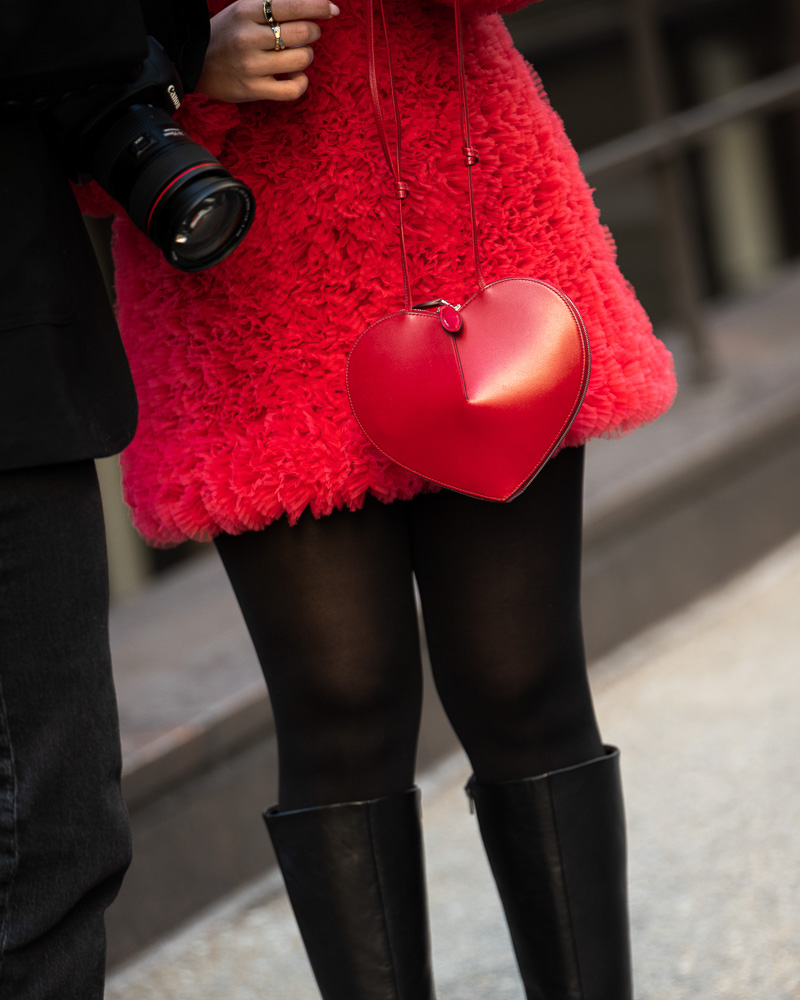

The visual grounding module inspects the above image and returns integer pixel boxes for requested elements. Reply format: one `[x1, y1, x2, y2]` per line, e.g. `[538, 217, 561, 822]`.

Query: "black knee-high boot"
[264, 787, 436, 1000]
[466, 746, 633, 1000]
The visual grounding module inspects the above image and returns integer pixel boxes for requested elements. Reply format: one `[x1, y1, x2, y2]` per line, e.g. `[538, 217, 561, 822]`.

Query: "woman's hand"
[196, 0, 340, 103]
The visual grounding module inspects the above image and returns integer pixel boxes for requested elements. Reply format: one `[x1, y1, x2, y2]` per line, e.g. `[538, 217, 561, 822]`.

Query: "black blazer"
[0, 0, 209, 472]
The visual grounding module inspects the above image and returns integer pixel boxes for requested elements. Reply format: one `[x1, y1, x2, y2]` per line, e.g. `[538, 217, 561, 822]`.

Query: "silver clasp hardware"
[412, 298, 462, 312]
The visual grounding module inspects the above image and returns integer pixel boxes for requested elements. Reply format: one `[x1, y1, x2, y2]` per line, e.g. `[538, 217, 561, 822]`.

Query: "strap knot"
[393, 180, 410, 200]
[463, 145, 480, 166]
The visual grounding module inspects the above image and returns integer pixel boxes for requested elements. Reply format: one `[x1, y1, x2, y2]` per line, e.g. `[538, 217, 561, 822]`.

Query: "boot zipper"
[465, 779, 475, 814]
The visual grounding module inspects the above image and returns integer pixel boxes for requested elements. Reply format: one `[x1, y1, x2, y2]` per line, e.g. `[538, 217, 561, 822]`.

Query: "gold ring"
[272, 23, 286, 50]
[262, 0, 277, 25]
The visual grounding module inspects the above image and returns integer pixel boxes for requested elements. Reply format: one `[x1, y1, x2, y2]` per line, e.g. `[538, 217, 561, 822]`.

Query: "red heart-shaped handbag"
[347, 278, 589, 501]
[346, 0, 590, 501]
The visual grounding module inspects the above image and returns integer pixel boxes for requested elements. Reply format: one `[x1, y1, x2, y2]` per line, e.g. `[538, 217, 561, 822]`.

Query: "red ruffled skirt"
[99, 1, 676, 545]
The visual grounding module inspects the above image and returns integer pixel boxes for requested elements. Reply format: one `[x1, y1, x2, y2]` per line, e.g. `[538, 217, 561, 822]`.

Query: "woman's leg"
[214, 498, 436, 1000]
[410, 447, 631, 1000]
[214, 496, 423, 809]
[410, 445, 602, 780]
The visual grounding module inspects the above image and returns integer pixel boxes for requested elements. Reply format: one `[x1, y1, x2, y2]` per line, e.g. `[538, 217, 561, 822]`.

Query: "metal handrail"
[580, 63, 800, 182]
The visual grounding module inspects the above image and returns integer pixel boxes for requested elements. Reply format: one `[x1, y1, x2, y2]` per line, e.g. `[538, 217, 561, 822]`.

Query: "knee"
[301, 650, 418, 725]
[433, 650, 602, 780]
[275, 645, 422, 766]
[433, 637, 592, 741]
[434, 650, 557, 717]
[320, 679, 419, 764]
[274, 654, 422, 806]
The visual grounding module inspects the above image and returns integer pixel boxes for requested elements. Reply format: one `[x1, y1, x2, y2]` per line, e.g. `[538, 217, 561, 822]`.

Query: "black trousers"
[216, 446, 604, 810]
[0, 461, 131, 999]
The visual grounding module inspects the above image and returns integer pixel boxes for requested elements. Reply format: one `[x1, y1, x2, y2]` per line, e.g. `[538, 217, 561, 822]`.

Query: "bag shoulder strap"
[365, 0, 487, 311]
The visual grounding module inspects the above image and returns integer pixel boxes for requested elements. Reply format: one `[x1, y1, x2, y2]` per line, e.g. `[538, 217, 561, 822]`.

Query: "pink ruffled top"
[89, 0, 676, 545]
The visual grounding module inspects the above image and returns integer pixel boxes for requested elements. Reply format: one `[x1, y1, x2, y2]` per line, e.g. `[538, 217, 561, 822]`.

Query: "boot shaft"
[467, 746, 633, 1000]
[265, 787, 436, 1000]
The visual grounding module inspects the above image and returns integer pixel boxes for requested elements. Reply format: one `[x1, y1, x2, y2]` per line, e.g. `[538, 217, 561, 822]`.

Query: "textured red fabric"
[91, 0, 677, 545]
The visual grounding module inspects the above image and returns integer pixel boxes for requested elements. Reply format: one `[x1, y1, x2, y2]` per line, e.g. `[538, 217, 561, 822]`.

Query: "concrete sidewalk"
[107, 534, 800, 1000]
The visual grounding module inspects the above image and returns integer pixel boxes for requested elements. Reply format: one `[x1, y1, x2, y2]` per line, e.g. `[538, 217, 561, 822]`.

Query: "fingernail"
[329, 3, 341, 13]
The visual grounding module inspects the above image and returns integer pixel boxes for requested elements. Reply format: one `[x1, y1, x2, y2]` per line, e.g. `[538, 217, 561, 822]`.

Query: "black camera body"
[54, 38, 255, 272]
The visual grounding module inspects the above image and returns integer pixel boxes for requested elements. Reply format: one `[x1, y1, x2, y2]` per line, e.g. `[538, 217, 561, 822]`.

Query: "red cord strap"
[365, 0, 487, 308]
[453, 0, 486, 288]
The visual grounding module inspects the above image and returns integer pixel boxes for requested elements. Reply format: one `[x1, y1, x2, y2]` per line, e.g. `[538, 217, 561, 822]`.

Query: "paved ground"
[107, 534, 800, 1000]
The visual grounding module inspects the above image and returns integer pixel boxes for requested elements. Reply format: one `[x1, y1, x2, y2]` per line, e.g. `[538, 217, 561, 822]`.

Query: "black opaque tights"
[214, 447, 603, 810]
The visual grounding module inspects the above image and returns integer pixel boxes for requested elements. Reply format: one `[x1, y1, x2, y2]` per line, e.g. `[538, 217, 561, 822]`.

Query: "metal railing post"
[627, 0, 715, 381]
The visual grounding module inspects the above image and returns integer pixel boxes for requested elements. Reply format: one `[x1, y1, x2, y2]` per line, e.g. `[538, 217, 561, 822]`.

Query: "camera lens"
[91, 105, 255, 271]
[157, 177, 253, 271]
